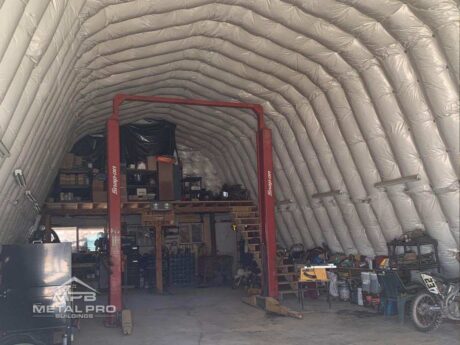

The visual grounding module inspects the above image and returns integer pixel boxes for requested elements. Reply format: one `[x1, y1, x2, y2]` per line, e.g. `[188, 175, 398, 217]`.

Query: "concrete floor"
[73, 288, 459, 345]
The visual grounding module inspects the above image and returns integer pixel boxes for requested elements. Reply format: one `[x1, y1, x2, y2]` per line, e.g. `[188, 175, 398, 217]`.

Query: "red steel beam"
[106, 94, 278, 311]
[106, 117, 122, 313]
[112, 94, 265, 129]
[257, 127, 278, 298]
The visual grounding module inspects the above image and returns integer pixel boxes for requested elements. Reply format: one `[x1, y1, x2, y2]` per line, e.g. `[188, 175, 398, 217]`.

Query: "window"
[79, 228, 104, 252]
[53, 227, 78, 252]
[179, 223, 203, 244]
[52, 226, 105, 252]
[191, 224, 203, 243]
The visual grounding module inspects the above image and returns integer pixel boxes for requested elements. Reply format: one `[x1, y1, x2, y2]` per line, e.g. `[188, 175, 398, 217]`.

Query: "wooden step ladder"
[277, 261, 298, 301]
[230, 203, 262, 270]
[232, 202, 292, 300]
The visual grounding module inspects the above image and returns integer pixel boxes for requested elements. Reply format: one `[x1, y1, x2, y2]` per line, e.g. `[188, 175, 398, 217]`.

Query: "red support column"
[257, 128, 278, 298]
[256, 130, 266, 294]
[106, 117, 122, 313]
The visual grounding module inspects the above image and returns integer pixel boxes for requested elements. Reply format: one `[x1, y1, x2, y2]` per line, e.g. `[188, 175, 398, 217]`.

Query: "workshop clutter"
[45, 121, 260, 316]
[277, 232, 441, 322]
[53, 121, 253, 204]
[92, 175, 107, 202]
[59, 173, 88, 185]
[180, 182, 251, 202]
[52, 154, 94, 202]
[220, 184, 250, 200]
[61, 153, 85, 169]
[56, 151, 252, 204]
[136, 247, 195, 289]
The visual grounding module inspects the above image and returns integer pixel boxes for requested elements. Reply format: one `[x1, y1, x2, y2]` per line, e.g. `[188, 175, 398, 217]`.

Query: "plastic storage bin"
[369, 273, 381, 294]
[361, 272, 370, 293]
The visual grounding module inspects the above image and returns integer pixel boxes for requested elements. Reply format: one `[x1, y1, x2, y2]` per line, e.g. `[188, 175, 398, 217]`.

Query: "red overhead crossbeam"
[106, 94, 278, 313]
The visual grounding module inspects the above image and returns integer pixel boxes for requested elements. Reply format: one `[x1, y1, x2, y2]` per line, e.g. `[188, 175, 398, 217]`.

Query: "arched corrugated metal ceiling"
[0, 0, 458, 276]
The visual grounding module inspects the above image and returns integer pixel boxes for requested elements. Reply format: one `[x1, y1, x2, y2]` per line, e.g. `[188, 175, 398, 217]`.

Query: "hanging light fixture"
[374, 174, 421, 189]
[13, 169, 27, 187]
[312, 190, 344, 199]
[25, 190, 38, 204]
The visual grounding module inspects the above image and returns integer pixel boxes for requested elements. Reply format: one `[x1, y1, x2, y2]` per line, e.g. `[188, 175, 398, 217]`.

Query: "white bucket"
[338, 280, 350, 301]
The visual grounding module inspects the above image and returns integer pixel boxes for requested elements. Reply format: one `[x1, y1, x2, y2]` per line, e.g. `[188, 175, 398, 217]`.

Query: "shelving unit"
[387, 236, 440, 272]
[182, 176, 202, 200]
[125, 169, 157, 201]
[53, 168, 92, 202]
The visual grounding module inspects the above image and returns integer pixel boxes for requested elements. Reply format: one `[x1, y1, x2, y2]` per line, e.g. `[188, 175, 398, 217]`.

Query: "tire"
[232, 277, 241, 289]
[445, 292, 460, 321]
[410, 292, 443, 332]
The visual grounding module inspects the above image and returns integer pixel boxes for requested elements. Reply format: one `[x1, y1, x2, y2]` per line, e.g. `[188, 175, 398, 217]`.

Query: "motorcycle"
[411, 271, 460, 331]
[232, 268, 259, 290]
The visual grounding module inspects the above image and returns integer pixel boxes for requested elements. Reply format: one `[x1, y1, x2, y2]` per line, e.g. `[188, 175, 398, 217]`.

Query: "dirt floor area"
[73, 287, 459, 345]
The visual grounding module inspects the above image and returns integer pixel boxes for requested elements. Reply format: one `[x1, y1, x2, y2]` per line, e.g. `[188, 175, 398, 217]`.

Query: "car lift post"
[106, 94, 278, 315]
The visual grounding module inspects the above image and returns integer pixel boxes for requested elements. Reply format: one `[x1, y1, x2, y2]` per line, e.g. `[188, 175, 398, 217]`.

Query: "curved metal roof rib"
[0, 0, 458, 276]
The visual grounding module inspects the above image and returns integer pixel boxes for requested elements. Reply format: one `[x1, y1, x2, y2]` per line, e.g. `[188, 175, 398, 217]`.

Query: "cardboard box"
[136, 188, 147, 196]
[92, 179, 105, 191]
[74, 156, 83, 167]
[60, 174, 76, 185]
[77, 174, 87, 185]
[93, 191, 107, 202]
[61, 153, 74, 169]
[121, 188, 128, 202]
[146, 156, 157, 171]
[59, 174, 66, 185]
[120, 173, 127, 189]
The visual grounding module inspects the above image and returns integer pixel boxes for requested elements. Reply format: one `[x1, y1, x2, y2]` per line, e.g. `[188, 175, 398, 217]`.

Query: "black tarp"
[71, 135, 105, 169]
[120, 122, 176, 163]
[71, 121, 176, 170]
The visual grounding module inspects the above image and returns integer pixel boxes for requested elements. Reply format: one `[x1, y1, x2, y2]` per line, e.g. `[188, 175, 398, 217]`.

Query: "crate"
[169, 254, 195, 286]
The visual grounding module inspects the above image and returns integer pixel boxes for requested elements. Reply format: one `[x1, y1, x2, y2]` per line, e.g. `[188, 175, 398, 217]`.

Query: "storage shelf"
[56, 198, 92, 202]
[126, 184, 155, 188]
[59, 184, 90, 189]
[59, 168, 91, 174]
[44, 200, 257, 215]
[126, 169, 157, 174]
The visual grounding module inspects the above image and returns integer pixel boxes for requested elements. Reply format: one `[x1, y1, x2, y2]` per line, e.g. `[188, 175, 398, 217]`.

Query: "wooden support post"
[155, 222, 163, 294]
[142, 210, 174, 294]
[209, 213, 217, 256]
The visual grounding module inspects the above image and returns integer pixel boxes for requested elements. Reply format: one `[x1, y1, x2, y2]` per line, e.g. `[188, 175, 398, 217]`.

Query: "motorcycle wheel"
[445, 292, 460, 320]
[411, 292, 443, 332]
[232, 277, 241, 289]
